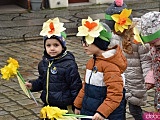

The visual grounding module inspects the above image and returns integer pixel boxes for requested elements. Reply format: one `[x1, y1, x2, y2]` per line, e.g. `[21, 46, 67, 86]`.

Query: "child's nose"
[50, 46, 55, 50]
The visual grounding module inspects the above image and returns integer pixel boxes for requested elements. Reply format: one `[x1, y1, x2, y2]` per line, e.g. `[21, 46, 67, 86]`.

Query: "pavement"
[0, 1, 159, 120]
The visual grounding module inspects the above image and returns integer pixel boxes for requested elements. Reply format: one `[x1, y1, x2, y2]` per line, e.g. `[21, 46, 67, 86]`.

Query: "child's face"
[45, 39, 63, 57]
[81, 39, 102, 56]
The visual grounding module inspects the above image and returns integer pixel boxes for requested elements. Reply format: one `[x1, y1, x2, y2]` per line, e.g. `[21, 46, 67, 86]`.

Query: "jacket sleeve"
[97, 64, 124, 118]
[30, 61, 45, 92]
[138, 44, 152, 80]
[66, 62, 82, 103]
[74, 82, 85, 109]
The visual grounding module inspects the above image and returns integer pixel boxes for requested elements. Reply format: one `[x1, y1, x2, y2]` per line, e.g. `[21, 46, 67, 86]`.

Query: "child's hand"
[74, 108, 80, 115]
[25, 81, 32, 90]
[92, 113, 104, 120]
[145, 83, 154, 90]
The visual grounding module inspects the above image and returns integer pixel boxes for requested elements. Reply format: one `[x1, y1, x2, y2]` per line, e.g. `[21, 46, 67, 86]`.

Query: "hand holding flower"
[25, 81, 32, 90]
[74, 108, 80, 115]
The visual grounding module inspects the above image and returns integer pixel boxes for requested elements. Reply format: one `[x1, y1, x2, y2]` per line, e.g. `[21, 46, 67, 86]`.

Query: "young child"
[74, 16, 127, 120]
[25, 17, 82, 111]
[137, 11, 160, 112]
[105, 0, 152, 119]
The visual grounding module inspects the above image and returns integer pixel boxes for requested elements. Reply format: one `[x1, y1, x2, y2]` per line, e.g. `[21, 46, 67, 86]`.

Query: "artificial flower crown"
[105, 8, 132, 33]
[133, 28, 160, 45]
[40, 17, 67, 39]
[76, 16, 112, 44]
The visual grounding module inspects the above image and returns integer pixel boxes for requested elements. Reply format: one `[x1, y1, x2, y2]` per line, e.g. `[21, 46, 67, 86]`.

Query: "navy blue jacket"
[30, 51, 82, 109]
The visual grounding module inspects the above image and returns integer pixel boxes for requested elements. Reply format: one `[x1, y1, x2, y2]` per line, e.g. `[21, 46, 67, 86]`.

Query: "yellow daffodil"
[133, 27, 145, 46]
[7, 57, 19, 68]
[76, 16, 103, 44]
[1, 59, 18, 80]
[0, 57, 38, 103]
[1, 65, 12, 80]
[40, 17, 66, 38]
[111, 8, 132, 33]
[40, 105, 68, 119]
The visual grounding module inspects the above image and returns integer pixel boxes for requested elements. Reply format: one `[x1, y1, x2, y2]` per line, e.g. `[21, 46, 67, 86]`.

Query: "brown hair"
[114, 23, 136, 54]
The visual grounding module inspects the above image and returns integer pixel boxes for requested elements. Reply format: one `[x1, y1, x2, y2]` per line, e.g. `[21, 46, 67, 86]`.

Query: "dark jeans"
[128, 102, 143, 120]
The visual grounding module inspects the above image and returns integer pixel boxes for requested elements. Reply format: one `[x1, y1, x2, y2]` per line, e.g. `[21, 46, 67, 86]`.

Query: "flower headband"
[133, 28, 160, 45]
[105, 8, 132, 33]
[40, 17, 66, 39]
[76, 16, 112, 44]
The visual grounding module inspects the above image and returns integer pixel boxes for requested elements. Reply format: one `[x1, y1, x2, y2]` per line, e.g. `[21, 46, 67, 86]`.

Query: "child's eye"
[46, 44, 51, 47]
[53, 43, 59, 47]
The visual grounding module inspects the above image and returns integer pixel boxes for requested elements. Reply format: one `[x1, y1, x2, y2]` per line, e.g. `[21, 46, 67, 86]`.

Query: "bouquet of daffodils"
[40, 105, 109, 120]
[40, 105, 78, 120]
[0, 57, 38, 105]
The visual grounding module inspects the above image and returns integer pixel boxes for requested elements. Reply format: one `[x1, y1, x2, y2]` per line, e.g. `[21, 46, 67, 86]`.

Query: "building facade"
[0, 0, 114, 9]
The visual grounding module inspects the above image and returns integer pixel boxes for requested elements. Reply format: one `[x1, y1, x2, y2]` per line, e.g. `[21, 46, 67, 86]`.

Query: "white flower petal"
[86, 35, 94, 44]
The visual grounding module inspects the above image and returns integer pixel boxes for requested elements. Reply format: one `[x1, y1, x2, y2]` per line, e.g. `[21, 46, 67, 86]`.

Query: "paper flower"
[111, 8, 132, 33]
[0, 57, 38, 105]
[40, 17, 66, 38]
[133, 27, 145, 46]
[76, 16, 103, 44]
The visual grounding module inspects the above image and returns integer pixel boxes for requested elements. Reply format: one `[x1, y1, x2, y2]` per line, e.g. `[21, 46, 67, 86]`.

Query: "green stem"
[63, 114, 87, 117]
[17, 71, 25, 83]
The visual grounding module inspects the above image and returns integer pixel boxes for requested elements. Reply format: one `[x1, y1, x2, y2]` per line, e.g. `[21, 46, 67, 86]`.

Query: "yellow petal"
[120, 9, 132, 18]
[125, 18, 132, 25]
[40, 107, 47, 118]
[118, 25, 124, 33]
[133, 27, 145, 46]
[111, 14, 120, 22]
[7, 57, 19, 68]
[1, 66, 10, 80]
[122, 25, 128, 29]
[115, 23, 124, 32]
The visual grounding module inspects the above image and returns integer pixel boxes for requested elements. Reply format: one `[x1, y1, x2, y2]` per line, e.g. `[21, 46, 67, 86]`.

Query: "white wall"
[48, 0, 114, 8]
[49, 0, 68, 8]
[89, 0, 114, 4]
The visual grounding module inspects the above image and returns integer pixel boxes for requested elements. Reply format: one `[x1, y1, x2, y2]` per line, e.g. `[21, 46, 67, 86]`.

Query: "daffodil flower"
[40, 17, 66, 38]
[111, 8, 132, 33]
[1, 57, 19, 80]
[7, 57, 19, 68]
[133, 27, 145, 46]
[40, 105, 68, 119]
[0, 57, 38, 105]
[76, 16, 103, 44]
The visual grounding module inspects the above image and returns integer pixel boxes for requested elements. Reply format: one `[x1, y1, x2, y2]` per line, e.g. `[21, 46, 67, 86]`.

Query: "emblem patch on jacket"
[92, 66, 98, 73]
[51, 67, 57, 74]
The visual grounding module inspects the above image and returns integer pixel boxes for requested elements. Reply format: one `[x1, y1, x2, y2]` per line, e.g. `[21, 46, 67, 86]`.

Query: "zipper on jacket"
[88, 55, 96, 84]
[46, 61, 53, 104]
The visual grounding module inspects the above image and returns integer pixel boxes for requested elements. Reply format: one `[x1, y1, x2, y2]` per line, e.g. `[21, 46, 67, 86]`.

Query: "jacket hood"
[97, 45, 127, 73]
